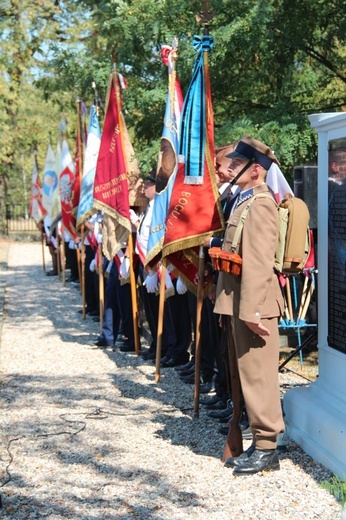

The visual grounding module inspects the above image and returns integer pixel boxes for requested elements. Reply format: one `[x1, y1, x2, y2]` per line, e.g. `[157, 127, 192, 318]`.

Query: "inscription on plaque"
[328, 138, 346, 353]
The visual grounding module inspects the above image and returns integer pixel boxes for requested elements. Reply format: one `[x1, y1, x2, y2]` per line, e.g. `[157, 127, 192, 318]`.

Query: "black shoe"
[218, 424, 253, 439]
[224, 444, 256, 468]
[94, 339, 112, 348]
[160, 355, 172, 366]
[218, 413, 235, 424]
[200, 394, 223, 407]
[120, 344, 135, 352]
[46, 270, 58, 276]
[78, 307, 95, 315]
[240, 426, 253, 440]
[208, 404, 233, 419]
[174, 358, 194, 371]
[92, 317, 100, 322]
[180, 373, 195, 384]
[239, 416, 250, 431]
[161, 358, 178, 368]
[66, 275, 79, 283]
[206, 399, 229, 411]
[178, 365, 195, 377]
[199, 379, 216, 394]
[233, 449, 280, 475]
[88, 309, 100, 317]
[141, 350, 156, 360]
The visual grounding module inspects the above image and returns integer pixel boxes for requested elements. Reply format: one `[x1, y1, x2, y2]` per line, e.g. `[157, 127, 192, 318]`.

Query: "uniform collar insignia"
[236, 188, 254, 206]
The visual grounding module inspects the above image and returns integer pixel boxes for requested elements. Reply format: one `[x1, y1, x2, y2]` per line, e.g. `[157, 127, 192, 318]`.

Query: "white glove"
[176, 276, 187, 295]
[105, 261, 112, 275]
[129, 209, 140, 225]
[50, 236, 57, 248]
[144, 270, 159, 293]
[89, 259, 95, 272]
[96, 232, 103, 243]
[69, 239, 76, 249]
[119, 256, 130, 279]
[166, 262, 175, 273]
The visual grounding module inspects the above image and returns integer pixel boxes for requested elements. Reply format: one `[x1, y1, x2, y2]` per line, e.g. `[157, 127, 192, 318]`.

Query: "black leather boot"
[224, 443, 256, 468]
[233, 449, 280, 475]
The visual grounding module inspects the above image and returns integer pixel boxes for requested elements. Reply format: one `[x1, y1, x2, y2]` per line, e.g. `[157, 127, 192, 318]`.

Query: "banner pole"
[193, 246, 205, 418]
[41, 226, 46, 273]
[128, 232, 140, 355]
[155, 264, 166, 383]
[80, 226, 86, 320]
[61, 225, 66, 287]
[98, 243, 104, 331]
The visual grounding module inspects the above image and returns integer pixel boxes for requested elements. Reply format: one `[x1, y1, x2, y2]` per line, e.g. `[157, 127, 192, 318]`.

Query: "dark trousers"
[138, 263, 176, 354]
[99, 261, 121, 345]
[165, 279, 192, 361]
[85, 245, 98, 311]
[188, 293, 219, 383]
[118, 281, 134, 346]
[65, 244, 79, 280]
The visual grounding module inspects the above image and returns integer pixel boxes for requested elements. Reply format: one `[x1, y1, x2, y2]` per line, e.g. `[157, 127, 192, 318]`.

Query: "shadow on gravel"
[2, 264, 99, 346]
[1, 373, 205, 518]
[1, 260, 336, 518]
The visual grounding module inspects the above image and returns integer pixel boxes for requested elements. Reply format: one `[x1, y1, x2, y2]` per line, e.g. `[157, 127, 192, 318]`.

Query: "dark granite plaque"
[328, 138, 346, 353]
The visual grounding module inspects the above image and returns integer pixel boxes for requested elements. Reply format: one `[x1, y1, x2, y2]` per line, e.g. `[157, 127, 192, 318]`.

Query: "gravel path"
[0, 240, 343, 519]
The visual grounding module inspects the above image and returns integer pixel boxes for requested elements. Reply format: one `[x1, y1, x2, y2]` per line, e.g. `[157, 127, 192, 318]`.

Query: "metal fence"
[2, 204, 40, 235]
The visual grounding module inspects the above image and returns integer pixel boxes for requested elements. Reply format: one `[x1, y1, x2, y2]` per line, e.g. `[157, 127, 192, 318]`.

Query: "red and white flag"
[29, 155, 46, 224]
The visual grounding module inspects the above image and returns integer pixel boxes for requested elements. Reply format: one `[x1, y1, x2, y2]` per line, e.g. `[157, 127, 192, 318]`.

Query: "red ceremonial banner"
[93, 73, 130, 227]
[161, 47, 223, 294]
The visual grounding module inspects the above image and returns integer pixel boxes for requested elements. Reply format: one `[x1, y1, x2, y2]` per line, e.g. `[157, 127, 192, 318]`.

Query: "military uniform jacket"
[214, 183, 284, 322]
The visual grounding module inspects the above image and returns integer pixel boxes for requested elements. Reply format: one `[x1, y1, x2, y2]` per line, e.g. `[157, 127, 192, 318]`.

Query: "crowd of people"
[43, 136, 287, 476]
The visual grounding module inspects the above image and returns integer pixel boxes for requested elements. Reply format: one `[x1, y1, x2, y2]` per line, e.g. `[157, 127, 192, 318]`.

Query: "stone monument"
[283, 112, 346, 479]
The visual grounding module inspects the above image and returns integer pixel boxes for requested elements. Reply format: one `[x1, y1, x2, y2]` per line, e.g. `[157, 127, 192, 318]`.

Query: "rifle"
[222, 316, 243, 462]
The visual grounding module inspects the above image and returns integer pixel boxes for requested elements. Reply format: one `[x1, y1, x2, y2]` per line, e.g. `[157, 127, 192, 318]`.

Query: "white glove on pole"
[119, 256, 130, 279]
[144, 270, 159, 293]
[129, 209, 140, 225]
[105, 261, 112, 275]
[166, 262, 175, 273]
[89, 259, 96, 272]
[176, 276, 187, 295]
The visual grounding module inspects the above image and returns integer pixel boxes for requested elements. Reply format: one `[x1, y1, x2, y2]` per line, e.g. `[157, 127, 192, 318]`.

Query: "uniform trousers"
[227, 315, 284, 450]
[118, 281, 134, 347]
[138, 263, 176, 354]
[84, 245, 98, 312]
[99, 261, 121, 346]
[164, 278, 192, 363]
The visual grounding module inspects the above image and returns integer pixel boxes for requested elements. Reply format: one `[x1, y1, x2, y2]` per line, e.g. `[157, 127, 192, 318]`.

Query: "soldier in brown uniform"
[214, 136, 285, 475]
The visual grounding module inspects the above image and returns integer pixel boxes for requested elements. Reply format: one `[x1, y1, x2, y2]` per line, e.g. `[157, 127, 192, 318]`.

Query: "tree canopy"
[1, 0, 345, 209]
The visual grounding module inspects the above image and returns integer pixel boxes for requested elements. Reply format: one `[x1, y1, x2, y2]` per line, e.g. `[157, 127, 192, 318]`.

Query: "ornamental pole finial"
[196, 0, 214, 34]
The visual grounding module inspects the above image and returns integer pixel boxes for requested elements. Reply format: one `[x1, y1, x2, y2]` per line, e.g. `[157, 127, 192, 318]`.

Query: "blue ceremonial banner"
[179, 35, 214, 184]
[161, 34, 223, 294]
[41, 144, 58, 217]
[145, 43, 183, 267]
[77, 105, 101, 228]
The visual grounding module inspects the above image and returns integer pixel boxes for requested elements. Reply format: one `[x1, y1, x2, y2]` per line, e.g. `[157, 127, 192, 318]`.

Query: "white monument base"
[284, 344, 346, 479]
[283, 112, 346, 480]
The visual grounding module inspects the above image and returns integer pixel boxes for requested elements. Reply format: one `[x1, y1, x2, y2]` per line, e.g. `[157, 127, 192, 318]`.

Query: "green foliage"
[1, 0, 345, 208]
[320, 474, 346, 505]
